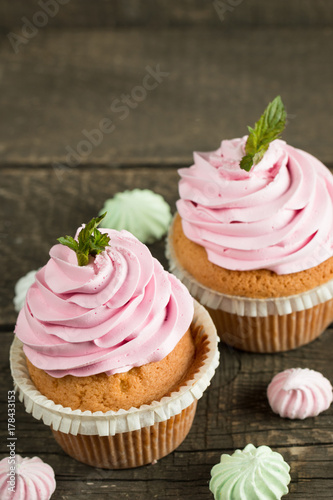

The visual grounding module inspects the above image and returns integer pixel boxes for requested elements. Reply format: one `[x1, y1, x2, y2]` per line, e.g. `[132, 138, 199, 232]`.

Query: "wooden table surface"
[1, 2, 333, 498]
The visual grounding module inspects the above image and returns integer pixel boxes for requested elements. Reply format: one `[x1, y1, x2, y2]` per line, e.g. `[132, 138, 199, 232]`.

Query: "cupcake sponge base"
[26, 329, 195, 412]
[172, 213, 333, 299]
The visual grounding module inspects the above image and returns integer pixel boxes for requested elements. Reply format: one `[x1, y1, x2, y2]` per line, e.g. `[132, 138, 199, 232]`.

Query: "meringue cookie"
[210, 444, 290, 500]
[13, 270, 38, 312]
[267, 368, 333, 419]
[0, 455, 56, 500]
[99, 189, 172, 244]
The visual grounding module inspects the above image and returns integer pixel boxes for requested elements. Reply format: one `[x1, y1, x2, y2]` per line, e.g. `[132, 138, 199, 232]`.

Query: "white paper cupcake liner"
[166, 221, 333, 318]
[10, 300, 219, 437]
[51, 402, 198, 468]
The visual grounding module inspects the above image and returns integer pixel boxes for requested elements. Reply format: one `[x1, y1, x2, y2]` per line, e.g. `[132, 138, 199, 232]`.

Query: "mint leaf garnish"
[240, 96, 287, 171]
[57, 236, 78, 252]
[57, 213, 110, 266]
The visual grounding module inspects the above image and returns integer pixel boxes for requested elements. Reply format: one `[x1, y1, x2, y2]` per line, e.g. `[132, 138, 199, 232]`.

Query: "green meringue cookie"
[210, 444, 290, 500]
[99, 189, 172, 244]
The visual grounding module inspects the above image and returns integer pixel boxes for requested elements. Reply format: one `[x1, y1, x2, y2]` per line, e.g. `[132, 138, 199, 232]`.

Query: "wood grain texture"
[0, 28, 333, 166]
[1, 19, 333, 497]
[0, 167, 179, 325]
[1, 0, 333, 29]
[1, 328, 332, 499]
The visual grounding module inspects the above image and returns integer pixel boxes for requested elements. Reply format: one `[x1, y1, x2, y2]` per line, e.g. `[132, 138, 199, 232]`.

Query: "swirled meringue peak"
[210, 444, 290, 500]
[177, 136, 333, 274]
[99, 189, 172, 243]
[267, 368, 333, 419]
[15, 228, 194, 378]
[0, 455, 56, 500]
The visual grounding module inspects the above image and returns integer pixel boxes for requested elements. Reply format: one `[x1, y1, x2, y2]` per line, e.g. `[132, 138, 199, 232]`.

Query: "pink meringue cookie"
[177, 136, 333, 274]
[0, 455, 56, 500]
[267, 368, 333, 419]
[15, 228, 194, 378]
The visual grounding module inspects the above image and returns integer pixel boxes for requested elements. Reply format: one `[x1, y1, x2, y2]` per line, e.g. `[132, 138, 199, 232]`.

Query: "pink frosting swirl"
[0, 455, 56, 500]
[177, 137, 333, 274]
[15, 229, 194, 378]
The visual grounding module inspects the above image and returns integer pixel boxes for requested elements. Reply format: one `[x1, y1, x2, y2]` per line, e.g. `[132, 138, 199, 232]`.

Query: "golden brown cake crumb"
[172, 213, 333, 298]
[27, 328, 196, 412]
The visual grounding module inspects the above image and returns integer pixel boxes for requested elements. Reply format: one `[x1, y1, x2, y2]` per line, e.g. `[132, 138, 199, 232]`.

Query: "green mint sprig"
[240, 96, 287, 171]
[57, 213, 110, 266]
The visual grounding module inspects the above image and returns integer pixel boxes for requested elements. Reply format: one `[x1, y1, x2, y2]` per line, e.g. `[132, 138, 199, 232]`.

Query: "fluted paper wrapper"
[52, 402, 198, 468]
[167, 225, 333, 352]
[10, 300, 219, 468]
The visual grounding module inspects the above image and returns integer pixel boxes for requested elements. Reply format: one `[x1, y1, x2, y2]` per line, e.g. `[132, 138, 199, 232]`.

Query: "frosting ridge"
[13, 269, 39, 312]
[177, 137, 333, 274]
[15, 229, 194, 378]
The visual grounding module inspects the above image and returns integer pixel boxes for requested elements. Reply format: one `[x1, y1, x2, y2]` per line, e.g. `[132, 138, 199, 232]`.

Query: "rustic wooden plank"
[1, 327, 333, 499]
[1, 28, 333, 166]
[1, 0, 333, 29]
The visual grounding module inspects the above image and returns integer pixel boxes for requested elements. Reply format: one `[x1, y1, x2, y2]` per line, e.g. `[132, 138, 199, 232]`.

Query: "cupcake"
[167, 96, 333, 352]
[11, 214, 219, 469]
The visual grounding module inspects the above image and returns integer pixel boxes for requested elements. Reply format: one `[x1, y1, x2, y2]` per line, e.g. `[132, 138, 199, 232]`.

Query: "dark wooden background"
[1, 1, 333, 498]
